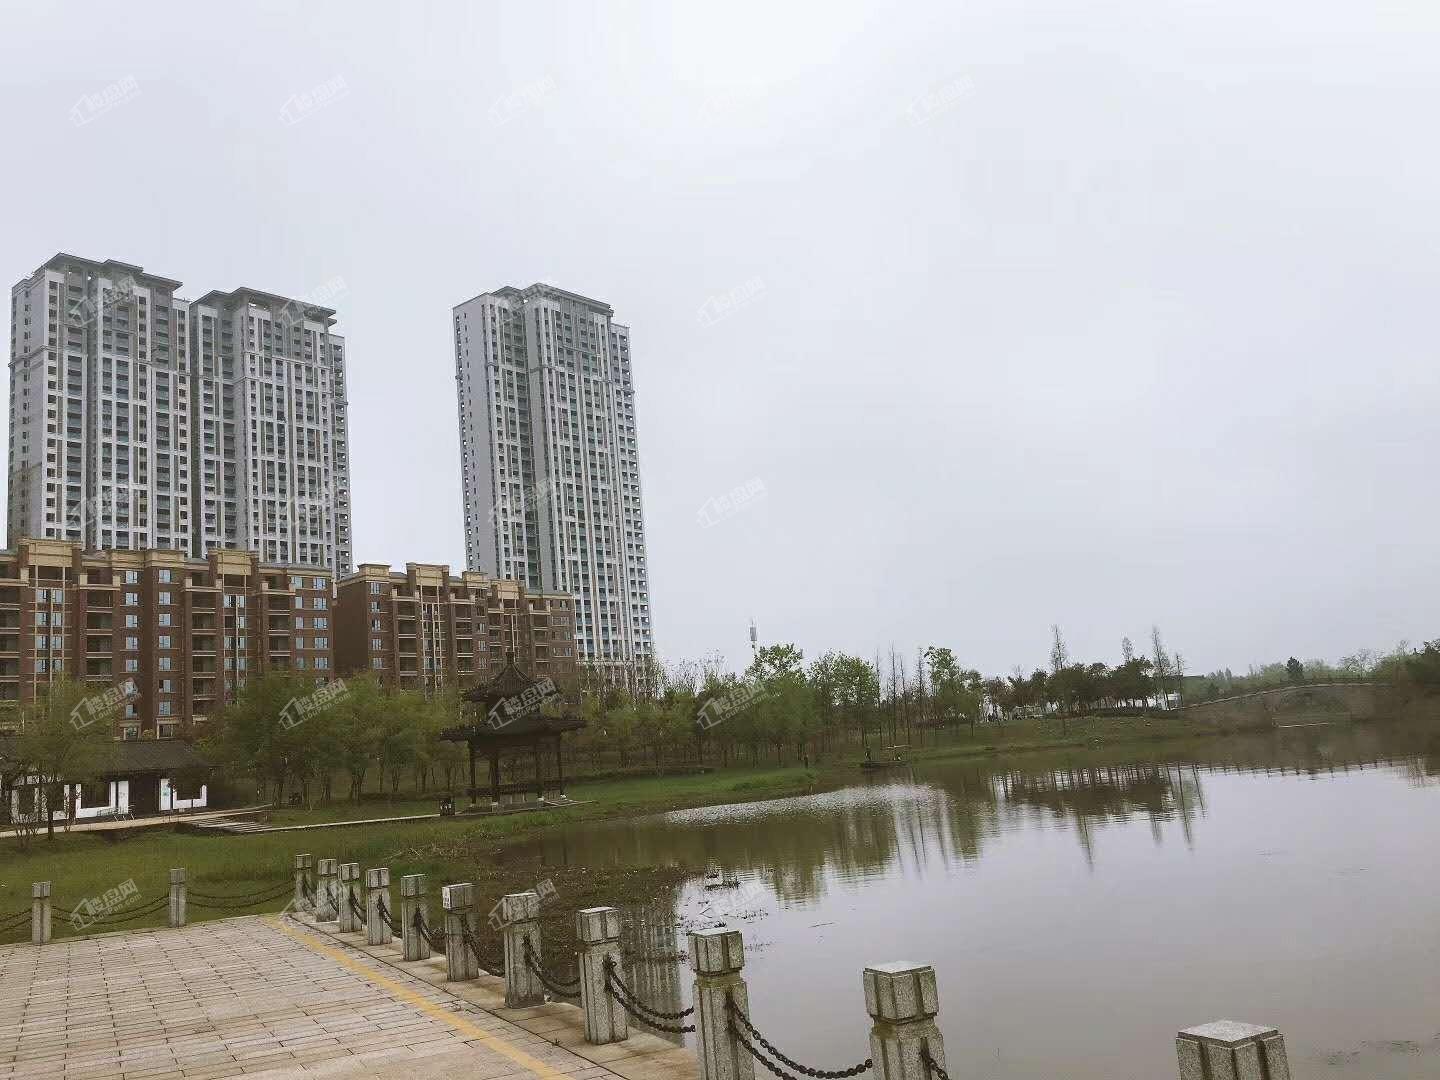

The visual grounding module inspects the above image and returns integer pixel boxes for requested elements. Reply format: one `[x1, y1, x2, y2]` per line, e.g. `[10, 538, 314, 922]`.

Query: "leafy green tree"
[1286, 657, 1305, 684]
[16, 679, 115, 840]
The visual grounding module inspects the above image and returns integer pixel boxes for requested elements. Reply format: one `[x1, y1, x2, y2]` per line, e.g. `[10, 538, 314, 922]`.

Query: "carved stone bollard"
[577, 907, 627, 1044]
[1177, 1021, 1291, 1080]
[168, 868, 187, 928]
[441, 883, 479, 982]
[690, 927, 754, 1080]
[337, 863, 361, 934]
[315, 858, 339, 922]
[864, 962, 947, 1080]
[400, 874, 429, 961]
[365, 868, 392, 946]
[293, 854, 313, 913]
[499, 891, 543, 1007]
[31, 882, 52, 945]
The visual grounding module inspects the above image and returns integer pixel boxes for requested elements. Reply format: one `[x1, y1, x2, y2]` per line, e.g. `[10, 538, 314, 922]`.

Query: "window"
[124, 592, 138, 606]
[314, 637, 328, 650]
[158, 701, 171, 716]
[371, 638, 382, 650]
[294, 616, 305, 629]
[159, 656, 171, 671]
[294, 636, 305, 650]
[125, 636, 138, 651]
[158, 635, 172, 649]
[159, 679, 173, 693]
[157, 722, 178, 739]
[316, 656, 329, 670]
[159, 591, 172, 605]
[125, 658, 138, 672]
[125, 614, 138, 628]
[372, 657, 383, 669]
[312, 597, 327, 610]
[124, 571, 138, 584]
[370, 582, 381, 594]
[158, 613, 171, 627]
[158, 569, 172, 584]
[313, 577, 325, 590]
[122, 725, 139, 740]
[314, 617, 328, 629]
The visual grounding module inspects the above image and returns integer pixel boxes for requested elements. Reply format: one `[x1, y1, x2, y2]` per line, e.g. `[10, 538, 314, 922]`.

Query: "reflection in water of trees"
[520, 719, 1440, 1039]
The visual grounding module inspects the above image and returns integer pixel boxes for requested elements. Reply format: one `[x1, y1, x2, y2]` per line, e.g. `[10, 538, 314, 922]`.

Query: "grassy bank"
[0, 709, 1329, 947]
[0, 764, 822, 946]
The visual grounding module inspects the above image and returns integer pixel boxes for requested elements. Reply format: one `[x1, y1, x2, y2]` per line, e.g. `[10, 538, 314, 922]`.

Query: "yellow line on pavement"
[268, 916, 572, 1080]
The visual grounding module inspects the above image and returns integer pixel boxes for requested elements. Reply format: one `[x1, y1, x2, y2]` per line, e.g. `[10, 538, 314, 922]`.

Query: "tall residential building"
[453, 285, 653, 686]
[7, 254, 353, 577]
[334, 560, 576, 693]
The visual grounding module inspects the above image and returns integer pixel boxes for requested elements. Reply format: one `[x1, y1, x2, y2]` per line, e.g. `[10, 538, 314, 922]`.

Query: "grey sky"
[4, 1, 1437, 679]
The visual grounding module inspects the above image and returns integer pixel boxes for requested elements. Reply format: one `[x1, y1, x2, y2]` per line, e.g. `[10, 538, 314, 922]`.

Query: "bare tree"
[1151, 625, 1171, 710]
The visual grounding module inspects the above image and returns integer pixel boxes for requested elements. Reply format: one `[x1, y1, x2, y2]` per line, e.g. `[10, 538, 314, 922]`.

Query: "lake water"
[519, 722, 1440, 1079]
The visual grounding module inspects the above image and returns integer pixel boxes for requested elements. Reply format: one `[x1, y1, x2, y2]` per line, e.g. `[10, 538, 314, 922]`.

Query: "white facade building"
[454, 284, 653, 686]
[7, 255, 352, 577]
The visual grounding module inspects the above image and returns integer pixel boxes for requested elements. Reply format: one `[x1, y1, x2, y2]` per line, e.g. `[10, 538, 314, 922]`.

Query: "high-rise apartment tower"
[453, 284, 652, 685]
[8, 254, 352, 576]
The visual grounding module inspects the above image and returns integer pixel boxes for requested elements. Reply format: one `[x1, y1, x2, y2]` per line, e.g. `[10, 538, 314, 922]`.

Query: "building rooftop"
[24, 252, 185, 293]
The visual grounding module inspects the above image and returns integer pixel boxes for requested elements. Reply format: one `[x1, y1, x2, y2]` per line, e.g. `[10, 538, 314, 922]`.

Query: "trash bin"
[439, 795, 456, 817]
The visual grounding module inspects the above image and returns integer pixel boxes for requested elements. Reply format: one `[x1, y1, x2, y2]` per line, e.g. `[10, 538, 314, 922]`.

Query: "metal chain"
[187, 884, 294, 911]
[920, 1046, 949, 1080]
[604, 957, 696, 1020]
[460, 920, 504, 973]
[376, 897, 403, 935]
[412, 909, 445, 952]
[726, 994, 870, 1079]
[69, 896, 170, 927]
[348, 888, 365, 923]
[522, 937, 581, 998]
[605, 975, 696, 1034]
[729, 1018, 811, 1080]
[189, 882, 290, 901]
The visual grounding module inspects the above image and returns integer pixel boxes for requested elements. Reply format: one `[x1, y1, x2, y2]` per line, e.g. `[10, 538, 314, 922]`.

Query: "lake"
[517, 722, 1440, 1079]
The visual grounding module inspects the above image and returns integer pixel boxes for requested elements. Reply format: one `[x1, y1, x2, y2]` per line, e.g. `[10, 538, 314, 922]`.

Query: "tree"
[1286, 657, 1305, 684]
[206, 670, 327, 805]
[1151, 626, 1172, 708]
[15, 679, 115, 840]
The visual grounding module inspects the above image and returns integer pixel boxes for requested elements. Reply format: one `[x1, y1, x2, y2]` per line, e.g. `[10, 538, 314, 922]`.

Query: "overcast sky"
[3, 1, 1437, 679]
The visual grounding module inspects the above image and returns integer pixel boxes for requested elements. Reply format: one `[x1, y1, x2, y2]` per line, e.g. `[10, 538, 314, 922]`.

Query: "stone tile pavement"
[0, 914, 696, 1080]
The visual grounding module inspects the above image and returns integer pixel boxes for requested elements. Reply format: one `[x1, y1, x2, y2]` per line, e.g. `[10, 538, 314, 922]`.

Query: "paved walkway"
[0, 914, 694, 1080]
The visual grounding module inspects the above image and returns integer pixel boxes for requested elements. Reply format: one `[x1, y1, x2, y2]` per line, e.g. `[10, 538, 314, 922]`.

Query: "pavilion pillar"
[467, 741, 477, 805]
[489, 748, 501, 811]
[555, 733, 566, 799]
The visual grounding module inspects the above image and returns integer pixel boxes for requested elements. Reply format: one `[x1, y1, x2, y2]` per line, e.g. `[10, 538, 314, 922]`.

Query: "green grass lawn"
[0, 764, 823, 945]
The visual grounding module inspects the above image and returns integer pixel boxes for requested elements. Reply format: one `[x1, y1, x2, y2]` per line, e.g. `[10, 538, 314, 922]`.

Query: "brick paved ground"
[0, 915, 695, 1080]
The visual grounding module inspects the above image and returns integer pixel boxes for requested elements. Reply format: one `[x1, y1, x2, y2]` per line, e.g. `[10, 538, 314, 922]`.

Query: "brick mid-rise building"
[335, 561, 576, 694]
[0, 538, 334, 739]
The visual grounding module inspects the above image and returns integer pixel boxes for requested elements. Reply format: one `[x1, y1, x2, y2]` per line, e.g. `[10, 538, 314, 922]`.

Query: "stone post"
[168, 868, 187, 928]
[315, 858, 339, 922]
[31, 882, 52, 946]
[864, 962, 946, 1080]
[499, 891, 542, 1006]
[577, 907, 627, 1044]
[1177, 1021, 1291, 1080]
[690, 927, 754, 1080]
[400, 874, 429, 961]
[337, 863, 361, 934]
[365, 867, 392, 946]
[293, 853, 313, 913]
[441, 883, 479, 983]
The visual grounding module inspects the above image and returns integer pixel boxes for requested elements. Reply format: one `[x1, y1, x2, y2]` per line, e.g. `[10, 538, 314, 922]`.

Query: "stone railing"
[10, 861, 1297, 1080]
[280, 852, 1299, 1080]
